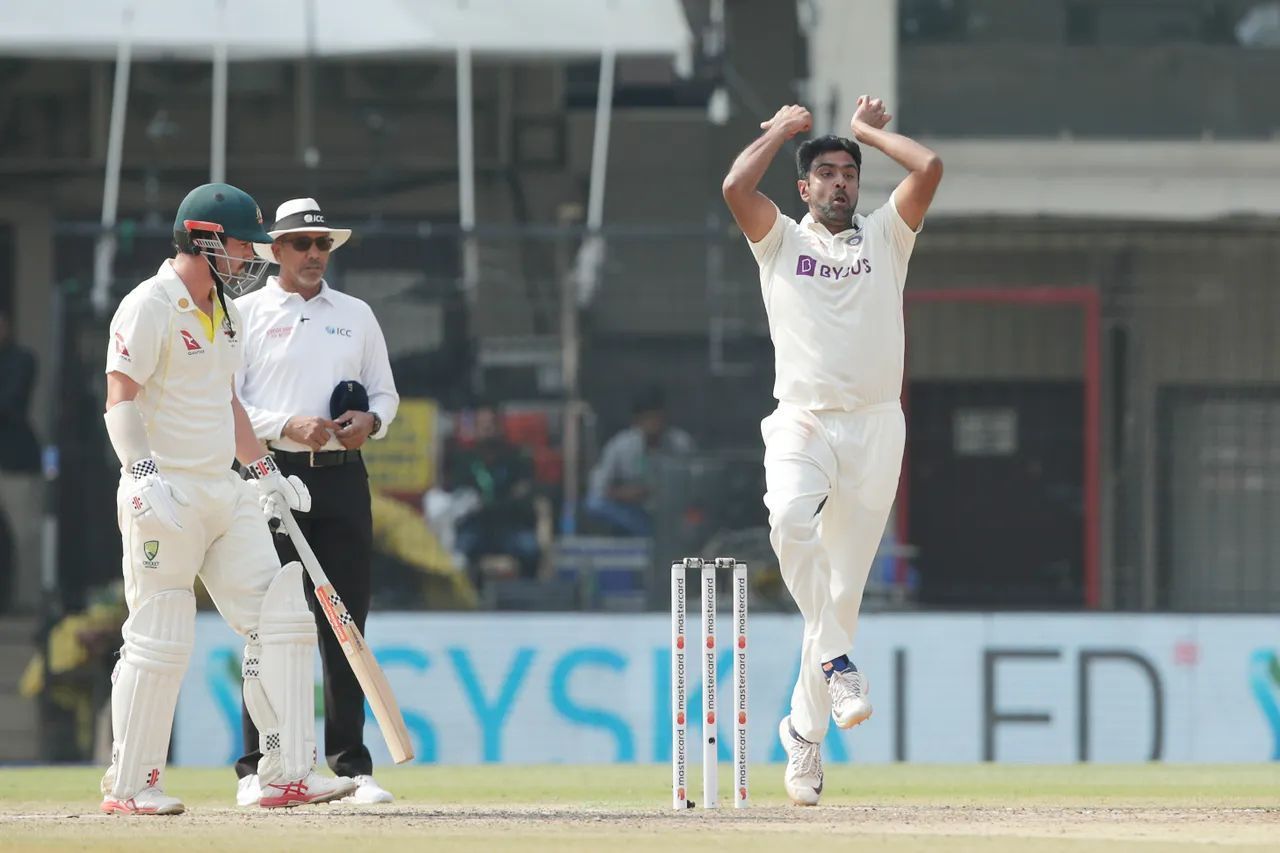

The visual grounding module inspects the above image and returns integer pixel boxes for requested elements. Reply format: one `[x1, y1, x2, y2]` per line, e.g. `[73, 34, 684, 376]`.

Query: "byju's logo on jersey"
[795, 254, 871, 280]
[180, 330, 204, 353]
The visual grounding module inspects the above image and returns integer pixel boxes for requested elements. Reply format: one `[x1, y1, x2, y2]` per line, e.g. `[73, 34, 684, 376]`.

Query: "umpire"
[232, 198, 400, 805]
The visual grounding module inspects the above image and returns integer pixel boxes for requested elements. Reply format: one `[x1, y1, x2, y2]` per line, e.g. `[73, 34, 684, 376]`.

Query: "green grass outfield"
[0, 764, 1276, 852]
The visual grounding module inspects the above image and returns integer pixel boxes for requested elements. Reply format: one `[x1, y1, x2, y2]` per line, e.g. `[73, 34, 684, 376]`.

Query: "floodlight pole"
[91, 3, 135, 316]
[211, 0, 228, 183]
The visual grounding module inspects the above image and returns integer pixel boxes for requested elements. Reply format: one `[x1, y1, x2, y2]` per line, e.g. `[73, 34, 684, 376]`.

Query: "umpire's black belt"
[270, 448, 362, 468]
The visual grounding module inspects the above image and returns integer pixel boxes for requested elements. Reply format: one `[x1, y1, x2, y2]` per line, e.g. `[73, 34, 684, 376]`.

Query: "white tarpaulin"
[0, 0, 692, 61]
[5, 0, 692, 313]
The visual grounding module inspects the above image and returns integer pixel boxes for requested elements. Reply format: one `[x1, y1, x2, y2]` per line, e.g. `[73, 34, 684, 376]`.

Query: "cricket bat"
[281, 509, 415, 764]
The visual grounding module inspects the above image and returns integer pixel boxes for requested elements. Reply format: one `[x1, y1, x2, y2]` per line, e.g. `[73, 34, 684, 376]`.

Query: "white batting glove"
[119, 458, 189, 532]
[245, 455, 311, 523]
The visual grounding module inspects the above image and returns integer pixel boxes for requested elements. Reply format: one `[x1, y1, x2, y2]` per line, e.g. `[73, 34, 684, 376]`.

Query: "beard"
[816, 198, 855, 229]
[217, 257, 246, 276]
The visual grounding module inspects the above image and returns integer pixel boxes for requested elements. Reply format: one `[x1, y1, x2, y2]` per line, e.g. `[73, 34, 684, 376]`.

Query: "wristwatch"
[370, 412, 383, 436]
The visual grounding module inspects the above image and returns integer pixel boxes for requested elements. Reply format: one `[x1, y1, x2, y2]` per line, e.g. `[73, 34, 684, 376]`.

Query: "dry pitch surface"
[1, 764, 1277, 852]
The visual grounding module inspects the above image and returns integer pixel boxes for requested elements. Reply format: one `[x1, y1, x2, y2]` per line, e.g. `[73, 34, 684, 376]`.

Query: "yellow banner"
[363, 397, 438, 494]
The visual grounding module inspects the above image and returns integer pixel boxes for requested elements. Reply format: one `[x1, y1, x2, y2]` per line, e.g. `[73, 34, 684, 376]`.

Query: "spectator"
[448, 402, 541, 581]
[585, 387, 694, 536]
[0, 309, 43, 612]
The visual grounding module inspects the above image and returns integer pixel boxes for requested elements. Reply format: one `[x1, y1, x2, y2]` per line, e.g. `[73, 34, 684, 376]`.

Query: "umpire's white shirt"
[234, 276, 399, 452]
[748, 192, 921, 411]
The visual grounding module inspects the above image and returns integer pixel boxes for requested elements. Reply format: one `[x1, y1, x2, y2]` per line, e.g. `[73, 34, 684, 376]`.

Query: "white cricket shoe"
[829, 667, 873, 729]
[236, 774, 262, 807]
[778, 716, 823, 806]
[343, 775, 394, 804]
[100, 787, 185, 816]
[259, 771, 356, 809]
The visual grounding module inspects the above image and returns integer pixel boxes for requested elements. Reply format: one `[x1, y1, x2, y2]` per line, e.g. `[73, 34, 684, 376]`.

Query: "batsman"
[99, 183, 355, 814]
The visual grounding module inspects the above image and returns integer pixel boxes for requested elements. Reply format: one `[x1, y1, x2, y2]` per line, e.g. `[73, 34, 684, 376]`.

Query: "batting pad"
[244, 561, 317, 784]
[102, 589, 195, 799]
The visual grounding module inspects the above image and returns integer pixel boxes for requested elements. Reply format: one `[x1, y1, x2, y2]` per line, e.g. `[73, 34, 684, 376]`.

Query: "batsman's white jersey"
[746, 193, 921, 743]
[105, 261, 281, 622]
[101, 261, 315, 800]
[106, 262, 245, 474]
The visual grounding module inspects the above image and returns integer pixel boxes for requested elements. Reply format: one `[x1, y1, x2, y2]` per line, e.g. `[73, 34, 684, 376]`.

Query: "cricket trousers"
[236, 453, 375, 778]
[762, 401, 905, 743]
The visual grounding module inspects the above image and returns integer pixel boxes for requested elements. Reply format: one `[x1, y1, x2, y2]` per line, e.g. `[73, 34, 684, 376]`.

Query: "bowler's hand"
[850, 95, 891, 140]
[760, 104, 812, 140]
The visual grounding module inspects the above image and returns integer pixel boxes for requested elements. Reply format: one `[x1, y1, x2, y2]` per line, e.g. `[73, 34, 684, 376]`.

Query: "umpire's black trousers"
[235, 452, 374, 779]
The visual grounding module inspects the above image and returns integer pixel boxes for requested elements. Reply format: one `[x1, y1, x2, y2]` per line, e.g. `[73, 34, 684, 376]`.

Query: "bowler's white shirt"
[105, 260, 245, 475]
[748, 192, 921, 411]
[234, 276, 399, 452]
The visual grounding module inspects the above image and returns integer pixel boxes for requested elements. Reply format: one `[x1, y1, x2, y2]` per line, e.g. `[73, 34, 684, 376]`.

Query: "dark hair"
[631, 386, 667, 417]
[796, 135, 862, 179]
[173, 228, 222, 256]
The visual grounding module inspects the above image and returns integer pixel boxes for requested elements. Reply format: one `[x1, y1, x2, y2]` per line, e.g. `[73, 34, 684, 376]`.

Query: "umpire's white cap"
[253, 198, 353, 261]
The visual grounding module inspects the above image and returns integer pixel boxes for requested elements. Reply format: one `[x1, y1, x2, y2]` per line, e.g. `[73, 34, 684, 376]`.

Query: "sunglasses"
[282, 235, 334, 252]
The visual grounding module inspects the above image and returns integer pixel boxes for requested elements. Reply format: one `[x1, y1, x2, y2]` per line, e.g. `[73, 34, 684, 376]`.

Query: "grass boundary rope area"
[0, 764, 1276, 852]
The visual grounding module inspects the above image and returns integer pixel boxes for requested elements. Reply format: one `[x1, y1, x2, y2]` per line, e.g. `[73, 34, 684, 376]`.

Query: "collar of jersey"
[157, 261, 203, 313]
[800, 212, 864, 240]
[265, 275, 333, 306]
[156, 261, 224, 340]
